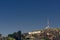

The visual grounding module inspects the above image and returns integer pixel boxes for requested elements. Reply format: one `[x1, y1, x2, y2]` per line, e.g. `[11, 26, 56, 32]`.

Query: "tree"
[8, 34, 13, 37]
[16, 31, 21, 40]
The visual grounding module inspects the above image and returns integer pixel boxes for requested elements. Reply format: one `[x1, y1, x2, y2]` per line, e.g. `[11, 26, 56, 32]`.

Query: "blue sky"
[0, 0, 60, 36]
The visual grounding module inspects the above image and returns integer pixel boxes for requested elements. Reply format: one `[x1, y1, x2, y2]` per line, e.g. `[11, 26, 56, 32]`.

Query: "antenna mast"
[45, 19, 50, 29]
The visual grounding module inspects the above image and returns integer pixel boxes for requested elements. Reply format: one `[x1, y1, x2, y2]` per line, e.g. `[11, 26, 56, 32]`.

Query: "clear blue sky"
[0, 0, 60, 36]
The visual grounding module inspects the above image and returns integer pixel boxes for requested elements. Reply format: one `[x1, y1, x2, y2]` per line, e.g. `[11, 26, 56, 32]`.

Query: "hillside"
[22, 28, 60, 40]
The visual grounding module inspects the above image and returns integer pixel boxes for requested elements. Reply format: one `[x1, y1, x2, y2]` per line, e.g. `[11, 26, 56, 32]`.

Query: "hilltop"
[22, 28, 60, 40]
